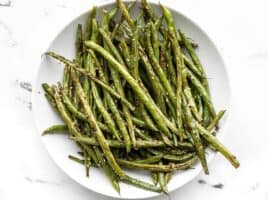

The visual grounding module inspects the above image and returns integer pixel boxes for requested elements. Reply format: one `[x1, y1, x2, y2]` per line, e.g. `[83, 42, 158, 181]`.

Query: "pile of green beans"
[42, 0, 239, 194]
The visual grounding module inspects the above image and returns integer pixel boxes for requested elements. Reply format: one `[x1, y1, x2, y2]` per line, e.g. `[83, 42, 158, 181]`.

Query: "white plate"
[32, 0, 231, 199]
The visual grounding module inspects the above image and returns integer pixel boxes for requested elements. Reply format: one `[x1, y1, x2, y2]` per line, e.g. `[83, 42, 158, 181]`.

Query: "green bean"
[107, 7, 117, 22]
[207, 110, 226, 131]
[116, 0, 135, 29]
[182, 69, 202, 122]
[44, 93, 57, 110]
[139, 47, 166, 114]
[196, 123, 240, 168]
[63, 65, 70, 93]
[135, 128, 152, 141]
[42, 83, 54, 97]
[186, 68, 216, 117]
[163, 153, 195, 162]
[85, 150, 97, 168]
[61, 91, 86, 120]
[184, 129, 194, 145]
[75, 24, 83, 61]
[94, 147, 120, 193]
[67, 73, 73, 100]
[118, 39, 131, 69]
[203, 103, 211, 126]
[141, 0, 157, 21]
[70, 79, 80, 109]
[122, 175, 161, 192]
[90, 19, 99, 42]
[131, 26, 140, 79]
[42, 124, 68, 135]
[183, 55, 202, 77]
[179, 30, 210, 94]
[69, 155, 99, 168]
[111, 23, 120, 40]
[158, 164, 167, 193]
[176, 56, 184, 142]
[132, 154, 163, 164]
[182, 94, 209, 174]
[45, 52, 75, 67]
[99, 28, 125, 66]
[139, 109, 159, 131]
[151, 172, 158, 185]
[88, 17, 100, 117]
[194, 94, 203, 117]
[160, 4, 177, 38]
[82, 54, 90, 100]
[83, 149, 91, 177]
[165, 172, 172, 184]
[148, 148, 195, 162]
[68, 155, 85, 165]
[150, 22, 160, 61]
[84, 6, 97, 40]
[172, 132, 178, 147]
[117, 156, 198, 172]
[71, 136, 194, 150]
[42, 83, 60, 110]
[166, 98, 176, 120]
[52, 86, 80, 136]
[160, 132, 173, 147]
[166, 149, 191, 156]
[154, 15, 164, 31]
[164, 43, 177, 88]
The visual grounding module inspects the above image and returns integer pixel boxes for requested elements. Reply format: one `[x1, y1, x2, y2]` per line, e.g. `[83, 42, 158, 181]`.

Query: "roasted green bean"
[42, 0, 239, 194]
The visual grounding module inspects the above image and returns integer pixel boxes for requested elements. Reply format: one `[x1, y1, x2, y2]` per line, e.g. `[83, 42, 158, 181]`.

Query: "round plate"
[32, 0, 231, 199]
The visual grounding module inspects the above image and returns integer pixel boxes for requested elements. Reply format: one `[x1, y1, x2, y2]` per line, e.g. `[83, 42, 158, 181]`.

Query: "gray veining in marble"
[0, 0, 11, 7]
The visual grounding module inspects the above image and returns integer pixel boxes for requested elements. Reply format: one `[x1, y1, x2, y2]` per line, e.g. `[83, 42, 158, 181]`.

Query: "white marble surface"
[1, 0, 268, 199]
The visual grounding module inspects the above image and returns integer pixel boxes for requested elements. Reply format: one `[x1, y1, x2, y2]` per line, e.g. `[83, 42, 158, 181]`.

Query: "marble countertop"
[1, 0, 268, 199]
